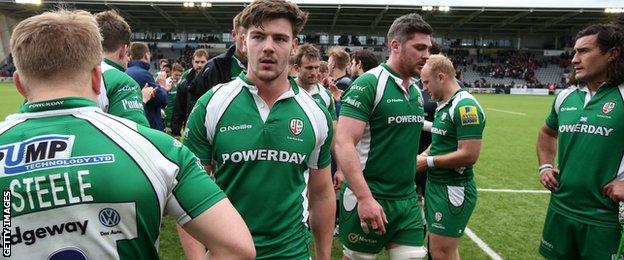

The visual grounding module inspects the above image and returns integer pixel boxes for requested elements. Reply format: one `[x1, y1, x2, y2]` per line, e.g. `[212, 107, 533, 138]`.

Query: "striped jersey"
[545, 83, 624, 227]
[305, 83, 337, 120]
[339, 63, 425, 200]
[1, 97, 225, 259]
[428, 90, 486, 184]
[184, 74, 333, 259]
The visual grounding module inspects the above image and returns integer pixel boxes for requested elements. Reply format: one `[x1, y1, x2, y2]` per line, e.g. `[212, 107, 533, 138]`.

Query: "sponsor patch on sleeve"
[459, 106, 479, 125]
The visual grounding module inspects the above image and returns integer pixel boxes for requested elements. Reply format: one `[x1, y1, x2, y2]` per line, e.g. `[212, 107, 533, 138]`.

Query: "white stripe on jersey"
[448, 91, 486, 124]
[204, 80, 244, 144]
[0, 118, 26, 135]
[294, 90, 330, 169]
[97, 60, 115, 112]
[554, 87, 577, 115]
[75, 112, 180, 218]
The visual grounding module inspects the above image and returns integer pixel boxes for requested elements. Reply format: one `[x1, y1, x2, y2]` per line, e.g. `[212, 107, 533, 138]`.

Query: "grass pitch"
[0, 82, 553, 259]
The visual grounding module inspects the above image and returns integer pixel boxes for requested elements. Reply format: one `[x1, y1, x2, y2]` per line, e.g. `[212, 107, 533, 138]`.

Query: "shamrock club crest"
[289, 118, 304, 136]
[602, 101, 615, 114]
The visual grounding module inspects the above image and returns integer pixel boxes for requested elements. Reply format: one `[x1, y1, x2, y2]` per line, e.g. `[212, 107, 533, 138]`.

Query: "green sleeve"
[325, 88, 337, 121]
[453, 98, 486, 140]
[170, 143, 226, 220]
[339, 73, 377, 122]
[136, 124, 226, 222]
[183, 91, 213, 165]
[545, 98, 559, 130]
[104, 70, 149, 127]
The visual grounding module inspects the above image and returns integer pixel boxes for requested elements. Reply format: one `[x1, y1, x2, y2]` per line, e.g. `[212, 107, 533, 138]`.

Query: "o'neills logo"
[290, 118, 304, 136]
[603, 101, 615, 114]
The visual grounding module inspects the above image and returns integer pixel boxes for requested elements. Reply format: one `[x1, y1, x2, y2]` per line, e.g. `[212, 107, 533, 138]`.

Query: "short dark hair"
[429, 40, 442, 55]
[95, 10, 131, 53]
[575, 23, 624, 85]
[350, 50, 378, 72]
[293, 43, 320, 66]
[238, 0, 308, 36]
[129, 42, 149, 60]
[387, 13, 432, 44]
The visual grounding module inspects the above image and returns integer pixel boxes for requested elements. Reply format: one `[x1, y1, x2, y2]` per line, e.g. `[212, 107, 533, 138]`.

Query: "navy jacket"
[126, 60, 167, 131]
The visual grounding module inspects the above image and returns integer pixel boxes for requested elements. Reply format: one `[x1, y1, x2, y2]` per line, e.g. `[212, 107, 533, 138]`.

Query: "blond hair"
[327, 46, 350, 70]
[425, 54, 456, 78]
[11, 9, 102, 82]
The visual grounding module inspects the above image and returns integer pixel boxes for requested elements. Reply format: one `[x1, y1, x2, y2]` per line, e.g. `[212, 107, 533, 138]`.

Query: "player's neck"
[26, 87, 97, 103]
[331, 69, 346, 79]
[249, 71, 291, 108]
[586, 76, 607, 92]
[103, 53, 125, 69]
[386, 57, 412, 82]
[296, 78, 314, 92]
[441, 83, 461, 103]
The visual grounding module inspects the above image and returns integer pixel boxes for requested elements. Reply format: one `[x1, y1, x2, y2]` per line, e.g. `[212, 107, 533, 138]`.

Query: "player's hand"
[156, 71, 167, 86]
[357, 197, 388, 235]
[416, 155, 427, 173]
[333, 170, 345, 193]
[603, 180, 624, 202]
[539, 168, 559, 191]
[328, 81, 343, 101]
[142, 84, 156, 103]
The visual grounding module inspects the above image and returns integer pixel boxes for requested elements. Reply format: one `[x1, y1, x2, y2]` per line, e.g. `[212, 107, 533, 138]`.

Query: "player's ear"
[389, 39, 400, 53]
[608, 47, 620, 62]
[91, 65, 102, 96]
[118, 44, 129, 60]
[13, 71, 28, 99]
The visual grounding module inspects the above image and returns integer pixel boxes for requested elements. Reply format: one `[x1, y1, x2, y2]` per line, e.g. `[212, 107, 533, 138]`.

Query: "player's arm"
[182, 199, 255, 260]
[418, 139, 481, 169]
[537, 100, 560, 191]
[335, 116, 387, 234]
[178, 93, 218, 260]
[335, 76, 388, 234]
[537, 124, 559, 190]
[106, 76, 150, 127]
[308, 166, 335, 260]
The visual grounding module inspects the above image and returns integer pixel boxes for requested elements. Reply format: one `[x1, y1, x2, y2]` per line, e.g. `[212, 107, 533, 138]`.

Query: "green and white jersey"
[1, 97, 225, 259]
[184, 74, 333, 259]
[306, 83, 337, 120]
[340, 63, 425, 200]
[545, 83, 624, 227]
[428, 90, 486, 184]
[97, 58, 149, 127]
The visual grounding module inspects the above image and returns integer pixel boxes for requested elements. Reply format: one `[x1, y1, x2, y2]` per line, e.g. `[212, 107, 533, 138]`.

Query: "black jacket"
[171, 69, 199, 136]
[188, 45, 240, 108]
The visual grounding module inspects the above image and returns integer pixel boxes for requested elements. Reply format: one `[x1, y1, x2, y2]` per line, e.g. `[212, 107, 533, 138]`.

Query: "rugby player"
[334, 13, 431, 260]
[2, 9, 254, 259]
[417, 54, 485, 260]
[92, 10, 149, 126]
[537, 23, 624, 259]
[182, 0, 336, 259]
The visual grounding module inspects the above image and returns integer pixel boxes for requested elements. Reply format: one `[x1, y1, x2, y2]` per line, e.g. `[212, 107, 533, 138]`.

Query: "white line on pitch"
[478, 188, 549, 194]
[488, 108, 527, 116]
[465, 227, 503, 260]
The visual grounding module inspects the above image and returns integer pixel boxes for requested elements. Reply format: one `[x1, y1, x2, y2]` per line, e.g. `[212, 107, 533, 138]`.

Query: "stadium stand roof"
[0, 0, 622, 36]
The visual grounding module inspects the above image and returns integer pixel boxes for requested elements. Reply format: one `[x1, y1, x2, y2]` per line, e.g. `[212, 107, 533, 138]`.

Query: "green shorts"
[425, 179, 477, 238]
[539, 208, 621, 260]
[338, 185, 424, 253]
